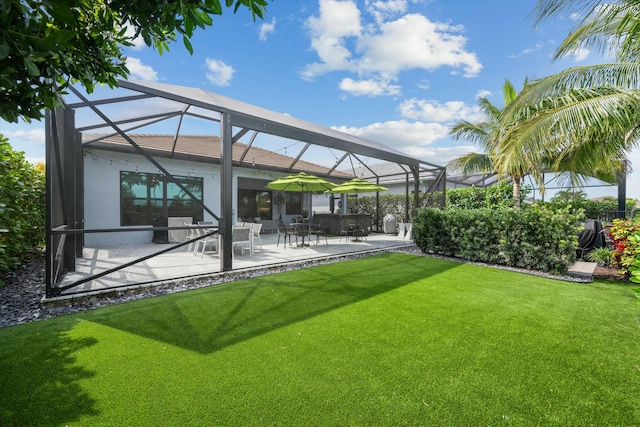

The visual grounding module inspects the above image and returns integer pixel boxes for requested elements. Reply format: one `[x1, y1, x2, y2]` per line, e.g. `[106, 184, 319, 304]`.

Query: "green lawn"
[1, 253, 639, 426]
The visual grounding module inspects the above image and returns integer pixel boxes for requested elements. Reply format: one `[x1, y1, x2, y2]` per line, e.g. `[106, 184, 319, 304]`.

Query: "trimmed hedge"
[413, 204, 583, 275]
[0, 135, 46, 281]
[446, 182, 532, 209]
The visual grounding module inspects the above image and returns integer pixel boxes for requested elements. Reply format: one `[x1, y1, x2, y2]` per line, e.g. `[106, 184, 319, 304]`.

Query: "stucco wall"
[83, 148, 288, 247]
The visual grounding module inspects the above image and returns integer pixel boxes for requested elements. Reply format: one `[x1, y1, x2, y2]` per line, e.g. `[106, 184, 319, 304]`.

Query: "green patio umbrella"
[267, 172, 337, 246]
[326, 178, 388, 240]
[266, 171, 337, 219]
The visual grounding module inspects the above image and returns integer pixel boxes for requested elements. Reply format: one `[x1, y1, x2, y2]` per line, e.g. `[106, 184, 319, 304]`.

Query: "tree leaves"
[0, 0, 269, 123]
[0, 134, 46, 274]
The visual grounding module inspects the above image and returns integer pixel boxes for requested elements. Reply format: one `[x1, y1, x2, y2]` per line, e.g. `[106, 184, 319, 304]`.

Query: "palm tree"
[449, 79, 549, 207]
[500, 84, 638, 186]
[551, 188, 587, 203]
[499, 1, 640, 189]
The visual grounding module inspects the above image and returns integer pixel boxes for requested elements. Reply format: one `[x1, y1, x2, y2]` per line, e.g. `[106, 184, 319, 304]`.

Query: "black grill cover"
[577, 219, 605, 256]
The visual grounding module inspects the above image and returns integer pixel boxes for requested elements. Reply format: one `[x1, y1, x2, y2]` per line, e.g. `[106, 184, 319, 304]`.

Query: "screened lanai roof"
[347, 161, 446, 185]
[85, 133, 353, 178]
[46, 80, 447, 298]
[112, 80, 432, 173]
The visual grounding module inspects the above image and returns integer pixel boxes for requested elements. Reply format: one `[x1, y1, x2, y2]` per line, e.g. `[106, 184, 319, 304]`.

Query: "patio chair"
[184, 223, 198, 252]
[277, 219, 293, 247]
[232, 226, 252, 256]
[339, 224, 355, 242]
[311, 220, 329, 245]
[194, 223, 218, 258]
[251, 222, 263, 252]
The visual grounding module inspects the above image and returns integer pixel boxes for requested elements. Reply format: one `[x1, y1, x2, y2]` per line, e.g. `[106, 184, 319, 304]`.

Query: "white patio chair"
[195, 222, 218, 257]
[184, 223, 197, 252]
[232, 226, 252, 256]
[251, 222, 263, 252]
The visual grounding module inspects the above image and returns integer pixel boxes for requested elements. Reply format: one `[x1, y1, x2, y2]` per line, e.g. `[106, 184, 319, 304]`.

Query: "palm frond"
[448, 120, 491, 148]
[477, 97, 502, 122]
[533, 0, 601, 28]
[502, 62, 640, 123]
[502, 79, 518, 106]
[446, 152, 494, 176]
[502, 87, 640, 165]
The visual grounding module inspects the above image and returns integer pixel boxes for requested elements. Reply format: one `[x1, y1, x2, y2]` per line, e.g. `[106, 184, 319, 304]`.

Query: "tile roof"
[85, 134, 352, 178]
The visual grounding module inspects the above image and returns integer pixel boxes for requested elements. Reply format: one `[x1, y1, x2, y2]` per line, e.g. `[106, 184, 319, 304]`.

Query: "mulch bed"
[593, 266, 628, 281]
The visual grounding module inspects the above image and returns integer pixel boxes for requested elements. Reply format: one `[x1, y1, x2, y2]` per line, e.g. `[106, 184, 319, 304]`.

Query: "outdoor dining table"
[290, 222, 312, 247]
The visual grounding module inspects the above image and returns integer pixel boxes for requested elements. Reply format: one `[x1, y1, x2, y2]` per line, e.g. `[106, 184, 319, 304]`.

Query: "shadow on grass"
[0, 317, 99, 426]
[79, 253, 460, 353]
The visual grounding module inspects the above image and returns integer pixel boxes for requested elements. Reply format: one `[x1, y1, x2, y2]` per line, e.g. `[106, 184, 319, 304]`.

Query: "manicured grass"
[1, 253, 639, 426]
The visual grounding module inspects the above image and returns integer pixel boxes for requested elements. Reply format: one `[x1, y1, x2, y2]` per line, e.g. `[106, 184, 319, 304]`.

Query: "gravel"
[0, 245, 589, 329]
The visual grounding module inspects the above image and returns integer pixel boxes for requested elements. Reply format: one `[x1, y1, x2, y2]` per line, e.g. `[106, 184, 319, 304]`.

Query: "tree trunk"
[513, 176, 521, 208]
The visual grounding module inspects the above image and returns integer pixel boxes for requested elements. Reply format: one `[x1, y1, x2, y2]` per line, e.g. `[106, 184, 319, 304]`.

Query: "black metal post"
[220, 112, 234, 270]
[618, 159, 628, 218]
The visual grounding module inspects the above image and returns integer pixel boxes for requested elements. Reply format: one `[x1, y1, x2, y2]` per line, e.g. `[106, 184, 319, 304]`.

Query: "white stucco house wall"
[83, 134, 350, 246]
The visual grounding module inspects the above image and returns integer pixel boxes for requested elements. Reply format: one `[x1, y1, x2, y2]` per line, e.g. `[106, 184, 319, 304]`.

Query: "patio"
[53, 232, 414, 298]
[46, 81, 445, 298]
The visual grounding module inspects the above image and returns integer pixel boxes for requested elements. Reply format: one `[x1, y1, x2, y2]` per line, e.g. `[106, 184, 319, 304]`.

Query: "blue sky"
[2, 0, 638, 200]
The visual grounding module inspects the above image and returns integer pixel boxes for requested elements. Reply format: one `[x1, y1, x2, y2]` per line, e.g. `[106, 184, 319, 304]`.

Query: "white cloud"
[3, 128, 45, 144]
[523, 42, 544, 55]
[571, 47, 591, 61]
[509, 42, 544, 58]
[357, 14, 482, 77]
[124, 25, 146, 50]
[417, 79, 430, 90]
[339, 77, 401, 96]
[333, 119, 450, 148]
[302, 0, 362, 79]
[398, 98, 483, 123]
[404, 144, 478, 165]
[476, 89, 491, 99]
[302, 1, 482, 96]
[126, 57, 158, 81]
[205, 58, 235, 86]
[366, 0, 409, 24]
[259, 18, 276, 41]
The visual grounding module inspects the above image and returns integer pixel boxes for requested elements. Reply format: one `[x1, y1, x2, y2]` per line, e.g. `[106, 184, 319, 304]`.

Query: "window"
[285, 192, 301, 216]
[120, 171, 203, 226]
[238, 189, 272, 220]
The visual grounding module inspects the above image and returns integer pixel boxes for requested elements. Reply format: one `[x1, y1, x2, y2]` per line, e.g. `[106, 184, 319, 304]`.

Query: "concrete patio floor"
[55, 232, 414, 297]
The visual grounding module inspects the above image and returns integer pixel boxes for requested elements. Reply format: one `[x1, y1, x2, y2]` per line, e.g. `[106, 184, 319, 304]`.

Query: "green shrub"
[413, 204, 583, 275]
[626, 232, 640, 283]
[629, 254, 640, 284]
[0, 134, 46, 282]
[585, 247, 615, 267]
[543, 197, 637, 220]
[446, 182, 532, 209]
